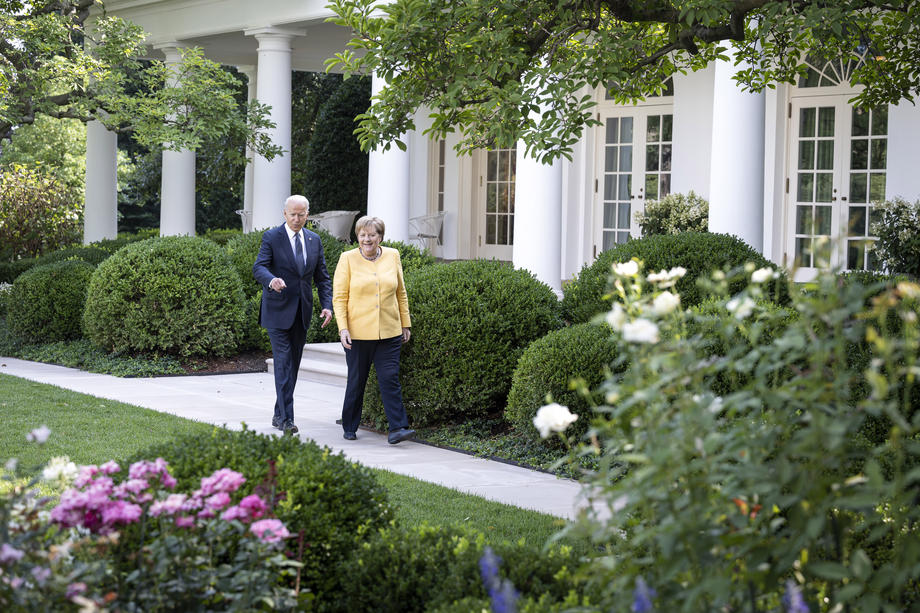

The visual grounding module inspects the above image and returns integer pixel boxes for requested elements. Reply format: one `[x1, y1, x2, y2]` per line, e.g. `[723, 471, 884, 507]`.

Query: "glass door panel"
[479, 147, 516, 260]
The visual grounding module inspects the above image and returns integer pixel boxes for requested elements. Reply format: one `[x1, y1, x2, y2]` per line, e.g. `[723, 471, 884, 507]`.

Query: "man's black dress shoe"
[388, 427, 416, 445]
[283, 421, 299, 434]
[343, 431, 357, 441]
[271, 416, 282, 430]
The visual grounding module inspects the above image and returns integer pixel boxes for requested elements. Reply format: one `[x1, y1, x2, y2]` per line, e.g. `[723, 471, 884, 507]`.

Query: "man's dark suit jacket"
[253, 224, 333, 329]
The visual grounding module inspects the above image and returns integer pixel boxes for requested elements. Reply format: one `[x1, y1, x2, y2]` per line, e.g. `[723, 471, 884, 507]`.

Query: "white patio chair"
[234, 209, 253, 233]
[408, 211, 446, 248]
[310, 210, 360, 242]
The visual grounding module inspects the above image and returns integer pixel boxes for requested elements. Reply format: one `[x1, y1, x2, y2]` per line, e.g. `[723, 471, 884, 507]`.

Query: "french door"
[477, 147, 516, 260]
[785, 98, 887, 280]
[594, 108, 673, 253]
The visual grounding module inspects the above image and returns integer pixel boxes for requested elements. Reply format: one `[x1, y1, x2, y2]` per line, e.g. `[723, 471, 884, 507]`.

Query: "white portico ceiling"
[96, 0, 354, 72]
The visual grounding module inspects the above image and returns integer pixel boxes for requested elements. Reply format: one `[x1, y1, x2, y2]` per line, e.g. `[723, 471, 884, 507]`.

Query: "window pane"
[817, 141, 834, 170]
[498, 185, 508, 213]
[849, 173, 867, 203]
[646, 145, 659, 171]
[797, 173, 814, 202]
[605, 147, 618, 172]
[851, 107, 870, 136]
[816, 206, 832, 235]
[848, 206, 867, 236]
[496, 214, 507, 245]
[800, 108, 816, 137]
[867, 244, 880, 271]
[606, 119, 618, 144]
[604, 202, 616, 227]
[661, 145, 671, 171]
[847, 241, 864, 270]
[487, 152, 497, 181]
[796, 206, 813, 235]
[816, 174, 833, 202]
[798, 141, 815, 170]
[508, 216, 514, 244]
[869, 173, 886, 201]
[870, 139, 887, 170]
[509, 183, 515, 213]
[871, 107, 888, 136]
[660, 174, 671, 198]
[487, 186, 497, 212]
[617, 231, 630, 244]
[850, 140, 868, 170]
[621, 117, 633, 143]
[604, 176, 616, 200]
[618, 202, 631, 228]
[662, 115, 673, 141]
[619, 145, 632, 172]
[618, 175, 630, 201]
[818, 107, 835, 137]
[795, 237, 812, 267]
[498, 151, 509, 181]
[486, 215, 496, 243]
[645, 175, 658, 200]
[646, 116, 660, 143]
[869, 206, 882, 232]
[603, 231, 616, 251]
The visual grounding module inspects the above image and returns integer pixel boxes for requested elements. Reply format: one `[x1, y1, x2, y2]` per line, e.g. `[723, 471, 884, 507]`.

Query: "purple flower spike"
[632, 576, 656, 613]
[782, 580, 810, 613]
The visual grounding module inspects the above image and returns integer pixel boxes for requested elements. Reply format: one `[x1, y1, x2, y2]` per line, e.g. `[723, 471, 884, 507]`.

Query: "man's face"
[284, 200, 308, 233]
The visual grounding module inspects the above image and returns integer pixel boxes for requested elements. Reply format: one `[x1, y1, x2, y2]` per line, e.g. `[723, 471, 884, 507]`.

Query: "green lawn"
[0, 373, 582, 551]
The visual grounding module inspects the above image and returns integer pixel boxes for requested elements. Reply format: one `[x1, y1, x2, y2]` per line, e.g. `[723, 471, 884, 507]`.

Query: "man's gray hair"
[284, 195, 309, 211]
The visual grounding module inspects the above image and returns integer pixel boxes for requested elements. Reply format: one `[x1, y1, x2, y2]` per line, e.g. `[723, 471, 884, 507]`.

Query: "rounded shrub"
[363, 259, 562, 428]
[506, 323, 621, 446]
[132, 426, 393, 603]
[202, 227, 242, 246]
[635, 190, 709, 236]
[37, 245, 111, 267]
[83, 236, 246, 357]
[224, 229, 267, 299]
[381, 239, 437, 275]
[239, 292, 272, 352]
[561, 232, 787, 324]
[7, 260, 95, 343]
[335, 523, 588, 613]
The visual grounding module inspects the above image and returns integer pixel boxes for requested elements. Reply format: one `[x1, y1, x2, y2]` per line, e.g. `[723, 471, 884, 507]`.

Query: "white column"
[238, 64, 257, 233]
[156, 43, 196, 236]
[513, 146, 563, 294]
[245, 27, 301, 231]
[708, 55, 765, 251]
[83, 119, 118, 244]
[367, 73, 410, 242]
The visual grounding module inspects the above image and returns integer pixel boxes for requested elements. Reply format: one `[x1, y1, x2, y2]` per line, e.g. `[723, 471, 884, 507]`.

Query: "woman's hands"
[340, 328, 352, 350]
[402, 327, 411, 344]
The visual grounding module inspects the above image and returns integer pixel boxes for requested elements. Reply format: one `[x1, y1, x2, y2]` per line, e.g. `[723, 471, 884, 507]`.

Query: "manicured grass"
[1, 373, 583, 552]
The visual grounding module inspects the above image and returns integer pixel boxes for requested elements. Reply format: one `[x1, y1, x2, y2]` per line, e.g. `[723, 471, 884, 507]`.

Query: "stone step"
[266, 342, 347, 387]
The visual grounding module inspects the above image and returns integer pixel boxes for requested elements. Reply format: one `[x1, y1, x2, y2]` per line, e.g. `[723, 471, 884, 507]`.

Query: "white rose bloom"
[533, 403, 579, 439]
[668, 266, 687, 279]
[646, 270, 667, 283]
[751, 267, 776, 284]
[26, 425, 51, 444]
[612, 260, 639, 277]
[650, 291, 680, 316]
[727, 296, 755, 319]
[606, 303, 627, 330]
[622, 318, 660, 343]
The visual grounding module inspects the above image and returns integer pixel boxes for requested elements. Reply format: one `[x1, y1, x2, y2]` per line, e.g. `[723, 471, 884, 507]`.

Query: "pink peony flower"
[197, 468, 246, 497]
[197, 508, 216, 520]
[175, 515, 195, 528]
[99, 460, 121, 475]
[220, 505, 249, 522]
[250, 518, 290, 544]
[101, 500, 143, 526]
[73, 465, 100, 488]
[149, 494, 187, 517]
[205, 492, 231, 511]
[239, 494, 268, 519]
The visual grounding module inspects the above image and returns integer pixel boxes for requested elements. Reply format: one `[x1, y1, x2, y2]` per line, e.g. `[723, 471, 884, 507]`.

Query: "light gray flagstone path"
[0, 357, 608, 521]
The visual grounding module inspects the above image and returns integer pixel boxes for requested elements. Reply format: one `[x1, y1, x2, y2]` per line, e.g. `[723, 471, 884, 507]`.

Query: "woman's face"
[357, 225, 382, 256]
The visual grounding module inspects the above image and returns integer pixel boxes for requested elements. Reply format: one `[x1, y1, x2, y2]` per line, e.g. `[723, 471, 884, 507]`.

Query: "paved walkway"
[0, 357, 606, 521]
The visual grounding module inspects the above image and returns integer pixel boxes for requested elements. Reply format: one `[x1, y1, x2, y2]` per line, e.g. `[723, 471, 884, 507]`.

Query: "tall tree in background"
[327, 0, 920, 162]
[302, 75, 371, 217]
[291, 72, 346, 197]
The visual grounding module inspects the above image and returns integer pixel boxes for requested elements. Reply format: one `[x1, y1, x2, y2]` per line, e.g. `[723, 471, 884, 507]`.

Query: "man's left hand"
[320, 309, 333, 328]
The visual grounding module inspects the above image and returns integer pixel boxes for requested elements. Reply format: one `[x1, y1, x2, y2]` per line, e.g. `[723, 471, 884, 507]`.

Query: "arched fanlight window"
[798, 51, 867, 88]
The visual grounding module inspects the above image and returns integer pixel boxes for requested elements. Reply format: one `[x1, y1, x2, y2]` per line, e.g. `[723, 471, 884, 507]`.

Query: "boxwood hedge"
[7, 260, 95, 343]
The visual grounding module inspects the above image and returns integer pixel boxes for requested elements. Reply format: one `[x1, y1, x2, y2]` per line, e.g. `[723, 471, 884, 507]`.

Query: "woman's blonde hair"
[354, 215, 385, 239]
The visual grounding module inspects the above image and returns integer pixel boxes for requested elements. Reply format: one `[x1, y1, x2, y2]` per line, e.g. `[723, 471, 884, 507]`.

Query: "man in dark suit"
[253, 195, 333, 434]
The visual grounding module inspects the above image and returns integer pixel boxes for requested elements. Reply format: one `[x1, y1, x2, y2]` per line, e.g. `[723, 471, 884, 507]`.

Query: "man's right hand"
[269, 277, 286, 292]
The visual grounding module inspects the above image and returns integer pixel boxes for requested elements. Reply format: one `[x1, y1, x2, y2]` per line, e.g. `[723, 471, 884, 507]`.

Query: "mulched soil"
[179, 350, 271, 375]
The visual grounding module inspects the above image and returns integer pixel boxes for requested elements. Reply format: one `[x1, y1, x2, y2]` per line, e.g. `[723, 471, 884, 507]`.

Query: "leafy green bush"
[635, 190, 709, 236]
[202, 227, 242, 245]
[571, 262, 920, 611]
[36, 244, 111, 266]
[334, 523, 588, 613]
[224, 229, 268, 298]
[90, 228, 160, 254]
[506, 323, 621, 446]
[381, 239, 437, 274]
[364, 260, 562, 428]
[14, 339, 186, 376]
[870, 197, 920, 277]
[561, 232, 786, 324]
[0, 281, 11, 319]
[0, 163, 81, 261]
[83, 236, 246, 357]
[7, 260, 95, 343]
[239, 291, 272, 352]
[133, 426, 393, 603]
[0, 258, 36, 283]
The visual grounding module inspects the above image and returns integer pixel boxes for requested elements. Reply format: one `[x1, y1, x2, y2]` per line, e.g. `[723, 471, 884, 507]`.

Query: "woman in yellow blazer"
[333, 216, 416, 444]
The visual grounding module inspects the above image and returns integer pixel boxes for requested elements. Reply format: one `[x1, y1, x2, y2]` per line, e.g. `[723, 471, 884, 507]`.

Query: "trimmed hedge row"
[7, 260, 95, 343]
[363, 259, 563, 428]
[561, 233, 788, 324]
